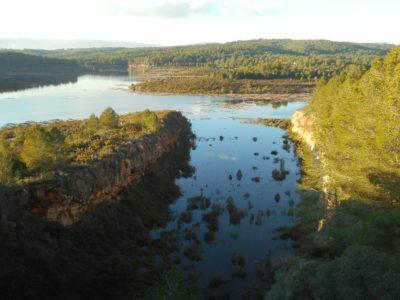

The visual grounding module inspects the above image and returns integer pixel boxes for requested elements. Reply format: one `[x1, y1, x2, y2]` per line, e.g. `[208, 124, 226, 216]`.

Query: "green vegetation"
[267, 46, 400, 299]
[0, 51, 83, 92]
[257, 118, 291, 130]
[146, 268, 201, 300]
[0, 108, 164, 184]
[7, 39, 392, 95]
[0, 51, 83, 74]
[132, 77, 314, 95]
[26, 39, 393, 79]
[127, 40, 392, 96]
[99, 107, 120, 129]
[268, 193, 400, 299]
[304, 47, 400, 204]
[21, 125, 67, 172]
[0, 140, 18, 184]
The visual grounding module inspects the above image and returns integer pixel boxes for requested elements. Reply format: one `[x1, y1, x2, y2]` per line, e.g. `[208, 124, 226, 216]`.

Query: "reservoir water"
[0, 74, 306, 298]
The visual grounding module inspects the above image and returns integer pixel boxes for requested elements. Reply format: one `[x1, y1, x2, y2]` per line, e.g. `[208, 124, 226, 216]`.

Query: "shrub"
[141, 109, 161, 131]
[131, 109, 162, 133]
[267, 246, 400, 300]
[20, 125, 66, 172]
[86, 113, 99, 133]
[99, 107, 119, 129]
[0, 140, 16, 184]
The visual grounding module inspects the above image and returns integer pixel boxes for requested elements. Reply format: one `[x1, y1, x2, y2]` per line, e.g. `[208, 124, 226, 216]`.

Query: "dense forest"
[126, 40, 394, 95]
[0, 52, 84, 92]
[267, 46, 400, 299]
[22, 39, 394, 79]
[0, 51, 84, 74]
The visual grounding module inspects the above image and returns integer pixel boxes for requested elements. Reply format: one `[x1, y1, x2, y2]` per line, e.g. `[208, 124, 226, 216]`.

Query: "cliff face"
[291, 108, 338, 225]
[291, 110, 316, 151]
[2, 112, 192, 226]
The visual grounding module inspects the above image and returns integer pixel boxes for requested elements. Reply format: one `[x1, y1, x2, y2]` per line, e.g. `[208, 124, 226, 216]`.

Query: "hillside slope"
[267, 46, 400, 299]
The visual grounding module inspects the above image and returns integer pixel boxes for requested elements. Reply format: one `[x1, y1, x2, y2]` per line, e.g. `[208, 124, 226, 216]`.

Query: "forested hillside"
[267, 46, 400, 299]
[0, 51, 83, 74]
[24, 39, 394, 79]
[303, 47, 400, 204]
[0, 51, 84, 92]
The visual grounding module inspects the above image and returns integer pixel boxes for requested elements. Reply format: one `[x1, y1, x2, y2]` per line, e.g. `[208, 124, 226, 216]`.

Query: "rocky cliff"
[291, 108, 338, 227]
[291, 110, 316, 151]
[1, 111, 192, 226]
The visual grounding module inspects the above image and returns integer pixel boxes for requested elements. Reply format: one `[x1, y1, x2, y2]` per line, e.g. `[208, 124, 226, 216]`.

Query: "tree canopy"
[305, 46, 400, 205]
[99, 107, 120, 129]
[20, 125, 66, 172]
[22, 39, 394, 80]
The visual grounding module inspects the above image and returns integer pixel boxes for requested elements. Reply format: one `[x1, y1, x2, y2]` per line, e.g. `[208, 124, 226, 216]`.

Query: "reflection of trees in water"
[0, 73, 79, 93]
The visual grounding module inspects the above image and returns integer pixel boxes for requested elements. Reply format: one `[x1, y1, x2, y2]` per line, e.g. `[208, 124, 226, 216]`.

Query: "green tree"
[99, 108, 119, 129]
[139, 109, 161, 132]
[0, 140, 16, 184]
[86, 113, 99, 133]
[20, 125, 66, 172]
[304, 46, 400, 204]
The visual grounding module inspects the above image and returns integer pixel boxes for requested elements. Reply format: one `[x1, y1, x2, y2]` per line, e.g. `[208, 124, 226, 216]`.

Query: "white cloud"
[108, 0, 213, 18]
[216, 0, 287, 17]
[107, 0, 286, 18]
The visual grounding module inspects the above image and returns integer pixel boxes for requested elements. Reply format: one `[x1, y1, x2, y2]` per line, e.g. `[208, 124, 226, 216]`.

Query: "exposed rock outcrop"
[291, 110, 316, 151]
[1, 111, 192, 226]
[290, 109, 339, 232]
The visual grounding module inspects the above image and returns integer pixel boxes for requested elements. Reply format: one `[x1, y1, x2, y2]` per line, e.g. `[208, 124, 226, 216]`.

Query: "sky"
[0, 0, 399, 46]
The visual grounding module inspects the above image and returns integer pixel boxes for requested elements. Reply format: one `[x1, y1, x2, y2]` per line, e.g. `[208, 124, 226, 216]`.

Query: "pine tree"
[21, 125, 66, 172]
[99, 108, 119, 129]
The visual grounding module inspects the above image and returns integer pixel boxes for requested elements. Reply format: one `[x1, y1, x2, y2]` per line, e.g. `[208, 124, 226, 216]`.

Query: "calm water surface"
[0, 75, 306, 297]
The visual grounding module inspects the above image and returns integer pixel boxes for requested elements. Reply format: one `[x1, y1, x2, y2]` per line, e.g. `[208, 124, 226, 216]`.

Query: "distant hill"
[32, 39, 392, 78]
[0, 38, 161, 50]
[1, 39, 396, 78]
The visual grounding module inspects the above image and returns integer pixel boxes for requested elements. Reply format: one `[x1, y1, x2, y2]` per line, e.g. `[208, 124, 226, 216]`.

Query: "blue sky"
[0, 0, 399, 45]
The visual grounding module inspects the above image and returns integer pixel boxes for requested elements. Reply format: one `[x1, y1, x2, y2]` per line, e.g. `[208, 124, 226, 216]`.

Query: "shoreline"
[132, 90, 312, 103]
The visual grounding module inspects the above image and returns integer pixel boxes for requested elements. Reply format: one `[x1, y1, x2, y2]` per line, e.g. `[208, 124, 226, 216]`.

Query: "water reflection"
[152, 117, 301, 298]
[0, 73, 79, 93]
[0, 74, 306, 298]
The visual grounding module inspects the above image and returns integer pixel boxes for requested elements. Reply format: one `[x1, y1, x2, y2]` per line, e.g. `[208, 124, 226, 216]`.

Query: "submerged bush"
[272, 159, 289, 181]
[232, 266, 247, 279]
[226, 197, 245, 225]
